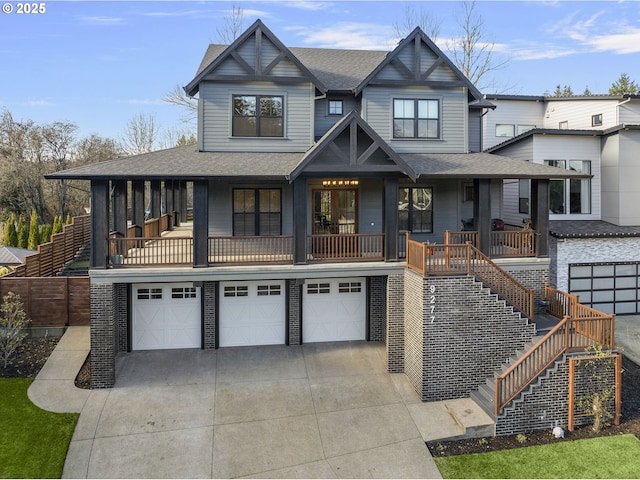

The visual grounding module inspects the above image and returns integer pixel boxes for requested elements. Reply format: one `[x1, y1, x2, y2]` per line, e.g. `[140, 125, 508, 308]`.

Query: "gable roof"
[485, 128, 603, 153]
[289, 110, 417, 181]
[184, 19, 327, 96]
[354, 26, 489, 107]
[0, 246, 36, 265]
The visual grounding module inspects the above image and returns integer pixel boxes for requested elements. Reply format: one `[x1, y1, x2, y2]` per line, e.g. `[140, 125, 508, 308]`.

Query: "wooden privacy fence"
[0, 276, 90, 327]
[9, 215, 91, 278]
[494, 287, 615, 416]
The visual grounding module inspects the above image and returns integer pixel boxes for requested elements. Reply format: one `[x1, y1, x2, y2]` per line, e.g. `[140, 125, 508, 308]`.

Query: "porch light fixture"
[322, 179, 359, 187]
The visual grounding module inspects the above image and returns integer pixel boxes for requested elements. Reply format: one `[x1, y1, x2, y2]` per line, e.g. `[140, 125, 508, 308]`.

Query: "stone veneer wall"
[552, 237, 640, 293]
[497, 352, 618, 435]
[386, 273, 405, 373]
[369, 276, 387, 342]
[90, 282, 116, 388]
[404, 273, 535, 402]
[203, 282, 216, 349]
[288, 280, 301, 345]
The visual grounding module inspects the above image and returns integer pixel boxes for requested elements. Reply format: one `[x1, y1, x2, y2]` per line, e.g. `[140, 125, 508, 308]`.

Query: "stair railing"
[494, 287, 614, 415]
[406, 235, 533, 319]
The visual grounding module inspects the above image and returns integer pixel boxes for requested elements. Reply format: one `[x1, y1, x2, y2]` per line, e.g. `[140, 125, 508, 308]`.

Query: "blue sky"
[1, 0, 639, 141]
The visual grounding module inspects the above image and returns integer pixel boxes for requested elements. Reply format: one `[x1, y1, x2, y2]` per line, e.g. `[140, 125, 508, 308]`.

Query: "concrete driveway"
[62, 341, 442, 479]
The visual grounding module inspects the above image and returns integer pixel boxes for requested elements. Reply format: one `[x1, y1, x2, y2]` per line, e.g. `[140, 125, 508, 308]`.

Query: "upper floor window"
[393, 99, 439, 139]
[592, 114, 603, 127]
[328, 100, 343, 115]
[545, 160, 591, 214]
[233, 188, 281, 236]
[232, 95, 283, 137]
[398, 187, 433, 233]
[496, 124, 515, 137]
[517, 124, 536, 135]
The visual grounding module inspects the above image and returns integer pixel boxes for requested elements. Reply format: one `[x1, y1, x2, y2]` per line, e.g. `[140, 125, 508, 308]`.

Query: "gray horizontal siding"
[363, 85, 468, 153]
[314, 96, 361, 139]
[200, 81, 314, 152]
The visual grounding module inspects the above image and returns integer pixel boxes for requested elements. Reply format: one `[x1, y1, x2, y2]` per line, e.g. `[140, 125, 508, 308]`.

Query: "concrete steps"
[408, 398, 495, 442]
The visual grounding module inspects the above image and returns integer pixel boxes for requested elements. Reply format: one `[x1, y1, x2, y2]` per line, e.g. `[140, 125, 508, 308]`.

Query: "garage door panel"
[219, 281, 286, 347]
[570, 262, 640, 315]
[303, 278, 366, 343]
[132, 283, 201, 351]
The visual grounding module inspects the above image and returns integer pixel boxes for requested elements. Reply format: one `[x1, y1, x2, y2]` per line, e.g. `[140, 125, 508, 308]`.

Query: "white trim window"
[495, 124, 515, 137]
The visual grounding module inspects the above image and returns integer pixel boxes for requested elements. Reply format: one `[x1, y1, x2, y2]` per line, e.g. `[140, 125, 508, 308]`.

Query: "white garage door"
[132, 283, 201, 350]
[219, 281, 286, 347]
[303, 277, 366, 343]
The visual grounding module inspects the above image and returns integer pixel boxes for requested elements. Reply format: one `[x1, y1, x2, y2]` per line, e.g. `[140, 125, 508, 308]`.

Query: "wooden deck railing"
[307, 234, 384, 261]
[445, 229, 536, 257]
[208, 236, 293, 264]
[495, 287, 615, 415]
[406, 236, 533, 319]
[108, 237, 193, 266]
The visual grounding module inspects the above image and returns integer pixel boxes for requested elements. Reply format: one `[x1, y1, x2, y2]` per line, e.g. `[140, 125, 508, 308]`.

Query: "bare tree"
[164, 3, 245, 125]
[393, 4, 441, 42]
[119, 113, 160, 156]
[41, 121, 77, 218]
[446, 1, 509, 91]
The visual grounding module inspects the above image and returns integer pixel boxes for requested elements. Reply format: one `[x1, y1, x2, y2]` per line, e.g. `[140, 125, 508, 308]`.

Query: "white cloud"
[292, 22, 398, 50]
[580, 27, 640, 54]
[23, 100, 55, 107]
[285, 1, 335, 11]
[79, 16, 124, 25]
[119, 99, 165, 106]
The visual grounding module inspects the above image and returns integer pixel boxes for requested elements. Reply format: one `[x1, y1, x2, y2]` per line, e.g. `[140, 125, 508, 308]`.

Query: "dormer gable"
[185, 19, 326, 97]
[356, 27, 488, 107]
[290, 110, 417, 181]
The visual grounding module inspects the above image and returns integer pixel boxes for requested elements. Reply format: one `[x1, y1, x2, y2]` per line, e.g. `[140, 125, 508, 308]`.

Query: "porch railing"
[445, 228, 536, 257]
[208, 236, 293, 264]
[406, 236, 533, 319]
[494, 287, 615, 415]
[307, 234, 384, 262]
[108, 237, 193, 266]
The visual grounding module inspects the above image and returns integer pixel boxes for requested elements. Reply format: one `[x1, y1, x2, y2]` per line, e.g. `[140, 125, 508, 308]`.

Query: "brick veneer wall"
[496, 352, 618, 435]
[405, 273, 535, 402]
[553, 237, 640, 293]
[500, 264, 549, 315]
[288, 279, 301, 345]
[114, 283, 128, 353]
[386, 273, 405, 373]
[369, 276, 386, 342]
[203, 281, 216, 349]
[90, 282, 116, 388]
[403, 269, 424, 395]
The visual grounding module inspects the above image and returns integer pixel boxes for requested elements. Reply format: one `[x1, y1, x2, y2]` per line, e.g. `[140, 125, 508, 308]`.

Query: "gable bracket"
[350, 120, 358, 165]
[390, 58, 413, 81]
[357, 141, 381, 165]
[230, 51, 254, 75]
[414, 37, 421, 81]
[421, 58, 444, 81]
[263, 51, 287, 75]
[255, 28, 263, 75]
[328, 142, 350, 164]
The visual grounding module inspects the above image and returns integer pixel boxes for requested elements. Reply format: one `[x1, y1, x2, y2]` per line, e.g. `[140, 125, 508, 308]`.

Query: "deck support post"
[132, 180, 145, 237]
[165, 181, 174, 230]
[150, 180, 161, 219]
[293, 177, 307, 265]
[384, 176, 399, 261]
[531, 179, 549, 257]
[193, 180, 209, 268]
[474, 178, 491, 256]
[91, 179, 109, 269]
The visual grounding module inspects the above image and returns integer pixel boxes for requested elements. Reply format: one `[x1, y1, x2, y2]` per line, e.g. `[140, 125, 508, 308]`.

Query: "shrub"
[0, 292, 31, 368]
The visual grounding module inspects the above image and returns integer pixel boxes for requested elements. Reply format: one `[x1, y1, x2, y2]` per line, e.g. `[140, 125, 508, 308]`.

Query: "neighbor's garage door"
[219, 281, 286, 347]
[303, 277, 366, 343]
[132, 283, 201, 350]
[570, 262, 640, 315]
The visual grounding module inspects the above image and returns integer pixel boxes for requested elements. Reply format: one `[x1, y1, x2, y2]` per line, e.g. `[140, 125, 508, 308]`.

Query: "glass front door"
[313, 189, 358, 234]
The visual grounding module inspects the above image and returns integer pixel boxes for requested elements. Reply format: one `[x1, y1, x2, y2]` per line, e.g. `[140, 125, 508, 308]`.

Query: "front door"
[312, 189, 358, 234]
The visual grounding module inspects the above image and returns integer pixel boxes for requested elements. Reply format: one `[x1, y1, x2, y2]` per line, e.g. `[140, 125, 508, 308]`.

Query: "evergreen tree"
[553, 84, 574, 97]
[52, 215, 63, 235]
[27, 210, 40, 250]
[609, 73, 639, 95]
[40, 224, 53, 244]
[583, 86, 592, 96]
[3, 214, 18, 247]
[65, 213, 72, 225]
[17, 215, 28, 249]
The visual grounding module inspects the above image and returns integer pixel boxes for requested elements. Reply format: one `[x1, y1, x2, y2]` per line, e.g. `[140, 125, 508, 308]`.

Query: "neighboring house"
[0, 246, 36, 270]
[485, 94, 640, 314]
[48, 21, 600, 435]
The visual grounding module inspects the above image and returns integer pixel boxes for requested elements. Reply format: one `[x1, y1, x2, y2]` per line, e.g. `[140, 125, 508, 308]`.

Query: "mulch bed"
[3, 337, 640, 456]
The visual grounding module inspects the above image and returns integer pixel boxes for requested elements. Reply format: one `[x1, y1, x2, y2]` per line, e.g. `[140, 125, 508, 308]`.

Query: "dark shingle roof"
[550, 220, 640, 238]
[46, 146, 589, 181]
[400, 152, 589, 179]
[486, 128, 602, 153]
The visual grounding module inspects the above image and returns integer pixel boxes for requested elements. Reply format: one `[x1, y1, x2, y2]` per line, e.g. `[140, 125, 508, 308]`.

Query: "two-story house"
[48, 20, 602, 435]
[484, 94, 640, 315]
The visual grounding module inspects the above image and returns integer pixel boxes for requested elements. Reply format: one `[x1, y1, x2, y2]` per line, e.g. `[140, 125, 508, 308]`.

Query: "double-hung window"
[232, 95, 284, 137]
[233, 189, 281, 236]
[545, 160, 591, 214]
[398, 187, 433, 233]
[393, 99, 439, 139]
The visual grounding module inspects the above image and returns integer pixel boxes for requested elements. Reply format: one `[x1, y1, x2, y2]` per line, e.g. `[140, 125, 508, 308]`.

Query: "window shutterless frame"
[393, 98, 440, 139]
[232, 95, 284, 137]
[232, 188, 282, 236]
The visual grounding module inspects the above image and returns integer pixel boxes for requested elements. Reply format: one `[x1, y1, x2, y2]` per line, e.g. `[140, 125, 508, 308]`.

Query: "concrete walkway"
[30, 329, 454, 479]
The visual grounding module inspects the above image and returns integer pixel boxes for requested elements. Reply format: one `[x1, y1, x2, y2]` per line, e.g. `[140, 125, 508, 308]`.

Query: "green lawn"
[435, 434, 640, 479]
[0, 378, 78, 479]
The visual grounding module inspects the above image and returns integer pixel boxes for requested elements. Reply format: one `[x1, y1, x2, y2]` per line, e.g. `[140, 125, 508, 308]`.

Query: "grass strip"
[435, 433, 640, 479]
[0, 378, 78, 479]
